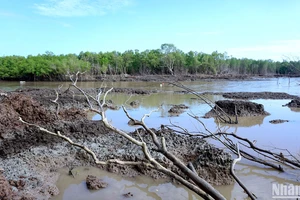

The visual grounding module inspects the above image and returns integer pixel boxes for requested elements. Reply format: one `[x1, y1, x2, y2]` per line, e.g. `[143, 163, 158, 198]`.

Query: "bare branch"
[169, 82, 235, 124]
[0, 92, 8, 97]
[230, 144, 256, 200]
[101, 88, 113, 108]
[19, 117, 150, 167]
[50, 84, 63, 118]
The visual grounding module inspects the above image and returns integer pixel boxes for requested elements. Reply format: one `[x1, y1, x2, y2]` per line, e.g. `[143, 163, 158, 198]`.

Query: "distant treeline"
[1, 44, 299, 81]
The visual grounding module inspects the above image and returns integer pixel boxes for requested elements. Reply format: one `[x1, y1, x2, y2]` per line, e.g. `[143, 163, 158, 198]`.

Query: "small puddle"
[51, 167, 199, 200]
[52, 163, 300, 200]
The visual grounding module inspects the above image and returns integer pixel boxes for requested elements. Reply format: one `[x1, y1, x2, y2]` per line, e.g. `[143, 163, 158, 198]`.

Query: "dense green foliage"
[1, 44, 299, 80]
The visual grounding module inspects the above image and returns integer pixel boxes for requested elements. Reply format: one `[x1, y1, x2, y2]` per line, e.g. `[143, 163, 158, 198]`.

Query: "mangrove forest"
[1, 44, 300, 81]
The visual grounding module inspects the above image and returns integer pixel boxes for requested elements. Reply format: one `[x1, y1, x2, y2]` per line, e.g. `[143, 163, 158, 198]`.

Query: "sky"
[1, 0, 300, 61]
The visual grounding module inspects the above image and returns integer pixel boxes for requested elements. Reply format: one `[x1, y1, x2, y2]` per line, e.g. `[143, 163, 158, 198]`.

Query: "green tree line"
[1, 44, 299, 80]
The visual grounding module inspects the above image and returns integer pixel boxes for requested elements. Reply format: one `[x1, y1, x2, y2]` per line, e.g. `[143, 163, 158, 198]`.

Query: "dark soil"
[0, 89, 233, 199]
[129, 100, 140, 108]
[221, 92, 300, 100]
[86, 175, 108, 190]
[204, 100, 270, 118]
[168, 104, 189, 116]
[269, 119, 289, 124]
[0, 173, 14, 200]
[284, 99, 300, 108]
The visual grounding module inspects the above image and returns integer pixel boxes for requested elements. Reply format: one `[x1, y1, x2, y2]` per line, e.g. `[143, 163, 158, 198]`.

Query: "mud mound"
[111, 88, 155, 95]
[222, 92, 300, 100]
[100, 128, 234, 185]
[2, 93, 56, 124]
[168, 104, 189, 116]
[205, 100, 270, 118]
[269, 119, 289, 124]
[0, 100, 22, 137]
[284, 99, 300, 108]
[192, 144, 233, 185]
[0, 93, 56, 139]
[129, 100, 140, 108]
[0, 92, 89, 157]
[86, 175, 108, 190]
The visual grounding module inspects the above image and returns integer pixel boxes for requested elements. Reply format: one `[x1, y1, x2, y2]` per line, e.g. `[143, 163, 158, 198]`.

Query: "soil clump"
[221, 92, 300, 100]
[168, 104, 189, 116]
[284, 99, 300, 108]
[269, 119, 289, 124]
[204, 100, 270, 118]
[86, 175, 108, 190]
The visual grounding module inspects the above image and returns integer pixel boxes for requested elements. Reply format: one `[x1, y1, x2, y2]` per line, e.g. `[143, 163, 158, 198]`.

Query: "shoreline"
[1, 74, 300, 83]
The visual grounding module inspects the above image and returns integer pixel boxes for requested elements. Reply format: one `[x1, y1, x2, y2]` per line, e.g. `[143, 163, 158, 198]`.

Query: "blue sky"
[1, 0, 300, 61]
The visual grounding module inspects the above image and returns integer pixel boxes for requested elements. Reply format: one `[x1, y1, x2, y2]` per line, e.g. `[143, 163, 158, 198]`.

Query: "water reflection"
[289, 107, 300, 112]
[53, 163, 300, 200]
[216, 115, 266, 128]
[1, 77, 300, 96]
[215, 162, 300, 200]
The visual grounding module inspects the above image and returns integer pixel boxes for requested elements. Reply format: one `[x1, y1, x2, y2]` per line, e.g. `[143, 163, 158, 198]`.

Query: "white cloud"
[228, 40, 300, 61]
[33, 0, 133, 17]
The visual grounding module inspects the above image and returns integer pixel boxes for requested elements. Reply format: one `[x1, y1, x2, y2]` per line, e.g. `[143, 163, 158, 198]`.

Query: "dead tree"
[19, 72, 227, 200]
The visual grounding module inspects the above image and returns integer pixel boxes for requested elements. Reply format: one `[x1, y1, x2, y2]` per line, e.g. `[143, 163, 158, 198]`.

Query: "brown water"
[1, 77, 300, 95]
[51, 167, 200, 200]
[51, 164, 300, 200]
[1, 78, 300, 199]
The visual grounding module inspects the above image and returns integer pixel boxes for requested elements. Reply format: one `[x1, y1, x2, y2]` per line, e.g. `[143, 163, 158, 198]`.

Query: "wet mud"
[0, 89, 233, 199]
[204, 100, 270, 118]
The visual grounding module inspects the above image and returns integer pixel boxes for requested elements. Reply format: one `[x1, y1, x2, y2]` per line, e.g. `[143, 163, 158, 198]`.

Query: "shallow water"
[51, 164, 300, 200]
[51, 167, 200, 200]
[1, 77, 300, 199]
[1, 77, 300, 95]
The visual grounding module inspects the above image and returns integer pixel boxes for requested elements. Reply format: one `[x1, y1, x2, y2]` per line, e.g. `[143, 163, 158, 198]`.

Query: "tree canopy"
[0, 44, 299, 80]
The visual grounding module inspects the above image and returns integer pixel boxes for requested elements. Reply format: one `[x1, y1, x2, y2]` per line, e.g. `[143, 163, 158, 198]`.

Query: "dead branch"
[230, 144, 256, 200]
[19, 117, 146, 166]
[123, 107, 226, 200]
[222, 132, 300, 170]
[50, 84, 63, 118]
[184, 112, 257, 199]
[18, 72, 226, 200]
[169, 82, 237, 124]
[69, 73, 226, 199]
[0, 92, 8, 97]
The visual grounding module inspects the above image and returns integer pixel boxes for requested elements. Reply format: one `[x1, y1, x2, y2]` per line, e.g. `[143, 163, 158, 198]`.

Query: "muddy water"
[52, 164, 300, 200]
[1, 77, 300, 199]
[51, 167, 200, 200]
[86, 97, 300, 200]
[1, 77, 300, 95]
